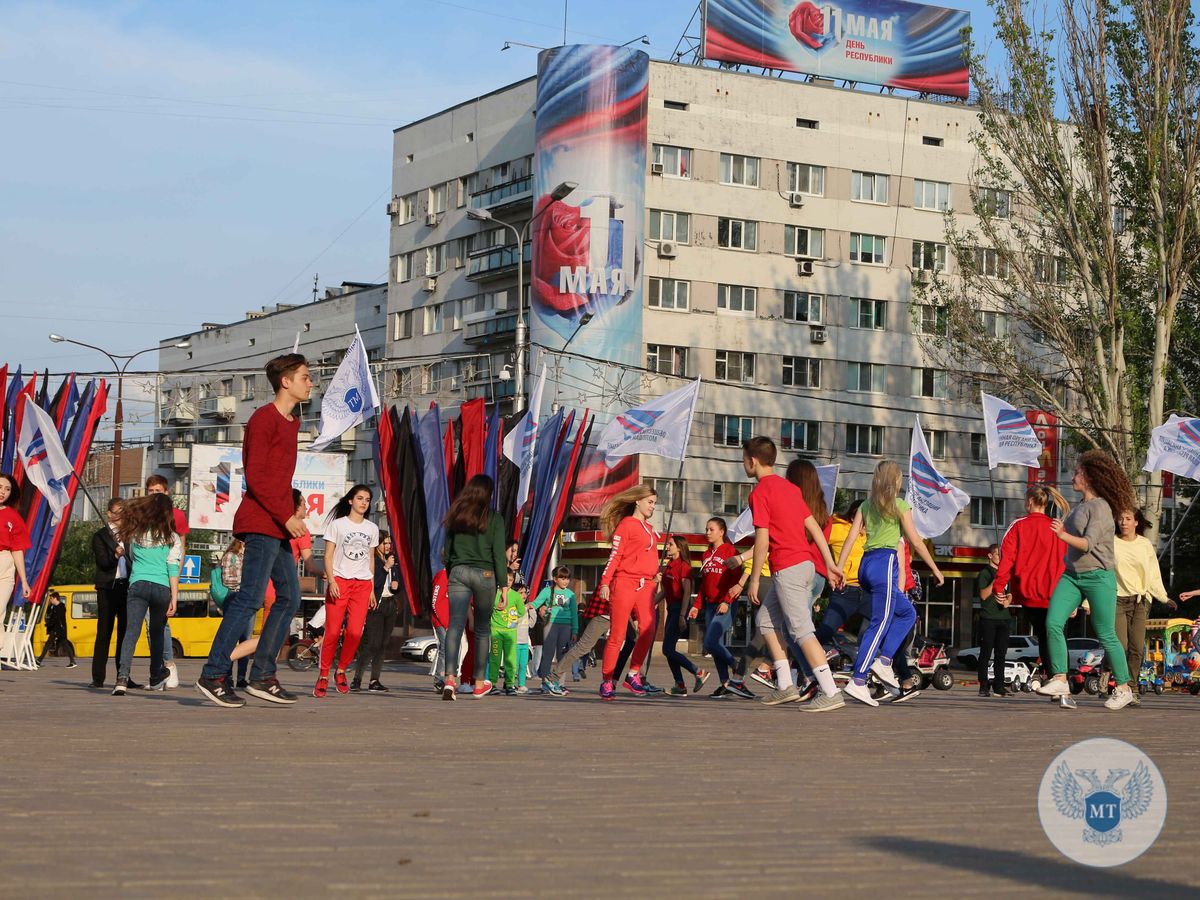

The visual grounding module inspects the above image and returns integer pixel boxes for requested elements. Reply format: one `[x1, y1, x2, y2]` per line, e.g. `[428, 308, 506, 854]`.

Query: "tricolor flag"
[16, 395, 74, 524]
[907, 416, 970, 538]
[311, 327, 380, 451]
[598, 377, 701, 465]
[1144, 415, 1200, 480]
[981, 392, 1042, 469]
[502, 364, 547, 508]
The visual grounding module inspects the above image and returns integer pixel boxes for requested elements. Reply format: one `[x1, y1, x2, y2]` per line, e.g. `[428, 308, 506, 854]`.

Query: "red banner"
[1026, 411, 1058, 487]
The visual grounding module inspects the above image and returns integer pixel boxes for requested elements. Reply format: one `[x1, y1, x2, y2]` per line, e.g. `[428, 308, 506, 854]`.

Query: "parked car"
[401, 634, 438, 662]
[957, 634, 1041, 669]
[1067, 637, 1103, 670]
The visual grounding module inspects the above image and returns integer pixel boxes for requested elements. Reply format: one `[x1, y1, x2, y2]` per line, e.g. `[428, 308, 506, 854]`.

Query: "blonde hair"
[600, 485, 657, 538]
[868, 460, 903, 522]
[1026, 485, 1071, 517]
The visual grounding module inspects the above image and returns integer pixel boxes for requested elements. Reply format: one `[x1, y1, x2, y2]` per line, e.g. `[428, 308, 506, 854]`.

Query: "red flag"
[459, 398, 486, 479]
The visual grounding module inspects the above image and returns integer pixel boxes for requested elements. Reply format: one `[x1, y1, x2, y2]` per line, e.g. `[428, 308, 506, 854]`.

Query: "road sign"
[180, 554, 202, 584]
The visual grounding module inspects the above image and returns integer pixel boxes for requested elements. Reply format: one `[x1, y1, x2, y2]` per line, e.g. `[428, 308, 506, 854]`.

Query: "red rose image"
[789, 2, 825, 50]
[531, 194, 591, 315]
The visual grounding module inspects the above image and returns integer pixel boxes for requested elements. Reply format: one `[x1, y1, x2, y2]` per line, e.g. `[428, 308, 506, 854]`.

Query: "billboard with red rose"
[702, 0, 970, 99]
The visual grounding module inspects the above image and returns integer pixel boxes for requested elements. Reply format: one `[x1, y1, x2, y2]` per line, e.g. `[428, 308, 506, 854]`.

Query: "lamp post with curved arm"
[48, 334, 190, 498]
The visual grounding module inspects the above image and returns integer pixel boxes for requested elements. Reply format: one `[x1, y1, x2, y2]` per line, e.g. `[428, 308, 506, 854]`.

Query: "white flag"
[16, 395, 74, 524]
[728, 463, 838, 543]
[598, 378, 701, 466]
[981, 392, 1042, 469]
[311, 327, 380, 451]
[728, 506, 754, 543]
[906, 416, 970, 539]
[502, 364, 547, 508]
[1144, 415, 1200, 480]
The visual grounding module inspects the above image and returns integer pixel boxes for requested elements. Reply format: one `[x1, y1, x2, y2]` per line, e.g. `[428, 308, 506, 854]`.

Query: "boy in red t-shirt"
[196, 354, 312, 708]
[743, 437, 846, 709]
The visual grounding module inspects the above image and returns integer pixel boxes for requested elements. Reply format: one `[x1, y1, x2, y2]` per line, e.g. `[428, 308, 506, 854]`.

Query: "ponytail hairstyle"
[444, 474, 495, 534]
[707, 516, 728, 543]
[328, 484, 372, 525]
[868, 460, 904, 522]
[1076, 450, 1137, 520]
[1026, 484, 1070, 518]
[599, 484, 656, 539]
[785, 458, 829, 530]
[117, 492, 175, 546]
[669, 534, 692, 563]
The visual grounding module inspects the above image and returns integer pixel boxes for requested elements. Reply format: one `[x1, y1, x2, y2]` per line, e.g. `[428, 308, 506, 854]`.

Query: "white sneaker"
[844, 681, 879, 707]
[1035, 678, 1070, 697]
[870, 660, 899, 689]
[165, 662, 180, 689]
[1104, 686, 1134, 710]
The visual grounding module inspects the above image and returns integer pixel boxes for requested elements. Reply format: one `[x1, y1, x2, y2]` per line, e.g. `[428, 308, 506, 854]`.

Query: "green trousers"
[1046, 569, 1131, 684]
[489, 629, 518, 687]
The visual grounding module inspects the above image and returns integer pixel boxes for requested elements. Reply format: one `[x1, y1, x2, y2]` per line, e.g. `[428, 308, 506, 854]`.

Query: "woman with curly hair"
[1036, 450, 1138, 709]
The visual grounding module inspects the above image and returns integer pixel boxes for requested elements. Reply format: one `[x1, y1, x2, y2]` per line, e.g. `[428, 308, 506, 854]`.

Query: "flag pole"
[986, 467, 1002, 546]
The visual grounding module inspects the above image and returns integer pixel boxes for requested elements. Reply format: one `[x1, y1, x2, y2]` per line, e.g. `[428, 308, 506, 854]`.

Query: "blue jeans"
[815, 585, 870, 645]
[703, 602, 738, 684]
[442, 564, 496, 683]
[201, 534, 300, 682]
[539, 622, 573, 678]
[661, 602, 698, 685]
[120, 581, 170, 683]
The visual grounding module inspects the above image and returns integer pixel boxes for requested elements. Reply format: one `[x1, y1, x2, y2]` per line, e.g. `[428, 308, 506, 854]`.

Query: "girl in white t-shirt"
[314, 484, 379, 698]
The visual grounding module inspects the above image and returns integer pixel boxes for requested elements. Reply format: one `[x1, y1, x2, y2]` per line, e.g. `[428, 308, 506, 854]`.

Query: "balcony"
[159, 402, 196, 426]
[469, 175, 532, 213]
[466, 242, 531, 281]
[161, 447, 191, 468]
[198, 395, 238, 420]
[463, 313, 517, 346]
[464, 377, 516, 403]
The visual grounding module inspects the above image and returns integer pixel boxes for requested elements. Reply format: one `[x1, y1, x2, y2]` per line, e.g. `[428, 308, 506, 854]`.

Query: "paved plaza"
[3, 656, 1198, 898]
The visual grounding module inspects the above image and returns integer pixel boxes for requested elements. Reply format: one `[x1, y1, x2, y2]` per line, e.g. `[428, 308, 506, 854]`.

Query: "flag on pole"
[981, 392, 1042, 469]
[502, 364, 547, 508]
[16, 395, 74, 524]
[1144, 415, 1200, 480]
[728, 506, 754, 543]
[598, 377, 701, 465]
[907, 416, 970, 538]
[310, 327, 380, 451]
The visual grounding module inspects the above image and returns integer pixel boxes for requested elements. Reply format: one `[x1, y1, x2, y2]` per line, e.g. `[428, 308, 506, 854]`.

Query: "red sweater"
[232, 404, 300, 539]
[662, 557, 692, 604]
[992, 512, 1063, 609]
[599, 517, 660, 586]
[694, 542, 740, 611]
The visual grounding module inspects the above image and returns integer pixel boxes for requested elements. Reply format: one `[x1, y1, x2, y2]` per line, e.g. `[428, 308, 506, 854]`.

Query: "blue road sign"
[180, 554, 202, 583]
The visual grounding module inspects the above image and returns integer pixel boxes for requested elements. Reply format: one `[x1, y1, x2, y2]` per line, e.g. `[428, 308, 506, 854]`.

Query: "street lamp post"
[48, 334, 190, 498]
[467, 180, 576, 412]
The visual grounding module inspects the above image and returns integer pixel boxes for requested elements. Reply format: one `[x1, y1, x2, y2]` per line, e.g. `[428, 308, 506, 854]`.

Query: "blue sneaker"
[623, 673, 648, 696]
[600, 680, 616, 701]
[544, 679, 569, 696]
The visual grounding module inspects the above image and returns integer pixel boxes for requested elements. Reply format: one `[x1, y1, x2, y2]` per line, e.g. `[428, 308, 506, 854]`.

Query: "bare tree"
[916, 0, 1200, 539]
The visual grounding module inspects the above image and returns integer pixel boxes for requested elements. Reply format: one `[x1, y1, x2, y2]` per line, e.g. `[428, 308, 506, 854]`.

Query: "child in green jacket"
[489, 572, 526, 694]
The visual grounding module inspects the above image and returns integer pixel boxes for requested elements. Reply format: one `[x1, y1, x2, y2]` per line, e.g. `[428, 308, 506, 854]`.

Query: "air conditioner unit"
[423, 276, 437, 292]
[657, 241, 677, 259]
[789, 192, 806, 208]
[797, 259, 815, 276]
[650, 162, 665, 175]
[387, 198, 401, 217]
[912, 269, 931, 285]
[810, 328, 828, 343]
[425, 212, 440, 227]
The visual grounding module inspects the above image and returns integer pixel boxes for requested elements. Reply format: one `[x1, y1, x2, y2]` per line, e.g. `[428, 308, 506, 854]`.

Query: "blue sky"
[0, 0, 1003, 431]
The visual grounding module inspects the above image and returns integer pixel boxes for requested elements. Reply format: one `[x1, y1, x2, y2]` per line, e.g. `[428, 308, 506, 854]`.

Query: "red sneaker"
[441, 676, 457, 701]
[472, 680, 494, 698]
[334, 672, 350, 694]
[313, 676, 328, 698]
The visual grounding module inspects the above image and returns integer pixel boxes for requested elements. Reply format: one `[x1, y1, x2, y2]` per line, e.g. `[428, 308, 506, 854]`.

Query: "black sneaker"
[350, 679, 362, 693]
[236, 679, 250, 689]
[367, 680, 389, 693]
[126, 679, 145, 691]
[195, 676, 247, 708]
[978, 688, 991, 698]
[111, 679, 128, 696]
[90, 680, 105, 689]
[710, 685, 730, 699]
[891, 685, 922, 704]
[726, 681, 756, 700]
[246, 677, 298, 705]
[797, 681, 820, 703]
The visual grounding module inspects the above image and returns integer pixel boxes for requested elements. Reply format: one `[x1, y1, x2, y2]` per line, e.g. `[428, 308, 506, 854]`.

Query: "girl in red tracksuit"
[597, 485, 661, 701]
[991, 485, 1068, 679]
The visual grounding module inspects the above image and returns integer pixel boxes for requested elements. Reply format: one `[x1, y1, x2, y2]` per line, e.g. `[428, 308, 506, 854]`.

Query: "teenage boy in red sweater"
[196, 354, 312, 708]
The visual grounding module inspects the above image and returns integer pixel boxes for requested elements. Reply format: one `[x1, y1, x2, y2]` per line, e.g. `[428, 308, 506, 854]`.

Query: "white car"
[400, 635, 438, 662]
[957, 634, 1041, 669]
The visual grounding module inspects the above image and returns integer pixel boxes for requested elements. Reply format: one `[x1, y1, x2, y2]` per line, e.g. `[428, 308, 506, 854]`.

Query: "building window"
[714, 415, 753, 448]
[979, 187, 1011, 219]
[425, 243, 447, 276]
[400, 193, 417, 223]
[912, 241, 947, 272]
[924, 429, 948, 460]
[715, 350, 755, 384]
[980, 311, 1008, 339]
[922, 135, 944, 147]
[651, 478, 686, 511]
[784, 225, 825, 258]
[1034, 254, 1070, 285]
[717, 217, 757, 251]
[647, 277, 690, 311]
[915, 304, 948, 336]
[455, 235, 475, 267]
[782, 419, 820, 452]
[652, 143, 691, 178]
[241, 375, 257, 400]
[783, 291, 822, 324]
[663, 100, 689, 111]
[423, 304, 444, 336]
[712, 481, 752, 515]
[782, 356, 821, 388]
[719, 153, 759, 187]
[428, 183, 447, 216]
[971, 433, 987, 463]
[848, 362, 886, 393]
[796, 117, 819, 129]
[393, 310, 413, 341]
[913, 179, 951, 211]
[971, 497, 1007, 528]
[395, 252, 415, 282]
[850, 233, 887, 264]
[851, 298, 887, 330]
[851, 171, 889, 204]
[647, 344, 689, 376]
[717, 284, 756, 314]
[975, 247, 1011, 279]
[846, 423, 884, 455]
[912, 367, 949, 399]
[787, 162, 825, 195]
[649, 209, 690, 243]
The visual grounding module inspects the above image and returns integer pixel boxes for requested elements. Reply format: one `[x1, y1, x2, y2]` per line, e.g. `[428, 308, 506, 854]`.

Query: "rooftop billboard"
[703, 0, 970, 99]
